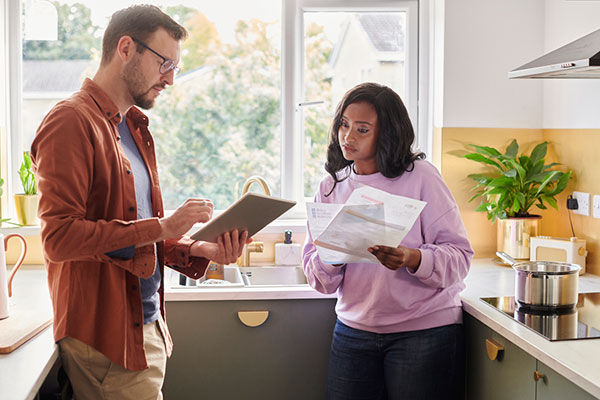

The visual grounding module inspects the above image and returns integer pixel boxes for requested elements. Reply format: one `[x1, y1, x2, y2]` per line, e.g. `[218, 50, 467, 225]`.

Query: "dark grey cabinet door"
[464, 313, 536, 400]
[535, 360, 597, 400]
[164, 298, 337, 400]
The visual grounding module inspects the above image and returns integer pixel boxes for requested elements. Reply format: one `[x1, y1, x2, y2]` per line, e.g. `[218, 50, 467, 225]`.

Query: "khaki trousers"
[58, 318, 167, 400]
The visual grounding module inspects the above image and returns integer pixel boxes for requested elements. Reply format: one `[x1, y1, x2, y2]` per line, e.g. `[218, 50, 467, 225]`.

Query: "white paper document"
[306, 186, 426, 264]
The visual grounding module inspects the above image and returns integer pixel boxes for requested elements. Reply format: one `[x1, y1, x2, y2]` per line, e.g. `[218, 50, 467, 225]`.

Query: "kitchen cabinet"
[465, 313, 596, 400]
[535, 360, 597, 400]
[163, 298, 337, 400]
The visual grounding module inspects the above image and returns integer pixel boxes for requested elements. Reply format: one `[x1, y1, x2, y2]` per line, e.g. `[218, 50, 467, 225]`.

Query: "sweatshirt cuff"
[407, 248, 434, 280]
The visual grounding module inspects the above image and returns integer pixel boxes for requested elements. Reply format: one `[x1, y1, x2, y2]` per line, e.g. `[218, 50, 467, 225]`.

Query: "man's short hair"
[101, 5, 188, 65]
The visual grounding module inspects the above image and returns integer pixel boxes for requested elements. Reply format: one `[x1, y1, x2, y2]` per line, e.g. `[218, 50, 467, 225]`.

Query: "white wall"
[1, 0, 7, 129]
[437, 0, 545, 128]
[543, 0, 600, 129]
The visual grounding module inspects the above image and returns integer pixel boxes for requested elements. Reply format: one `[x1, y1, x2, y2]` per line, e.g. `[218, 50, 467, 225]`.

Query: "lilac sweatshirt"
[303, 160, 474, 334]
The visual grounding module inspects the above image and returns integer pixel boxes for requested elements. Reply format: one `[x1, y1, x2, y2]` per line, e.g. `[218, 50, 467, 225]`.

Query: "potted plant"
[464, 139, 571, 259]
[14, 152, 39, 226]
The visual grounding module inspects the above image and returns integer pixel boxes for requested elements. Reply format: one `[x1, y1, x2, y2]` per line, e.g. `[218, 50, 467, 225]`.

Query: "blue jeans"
[326, 320, 464, 400]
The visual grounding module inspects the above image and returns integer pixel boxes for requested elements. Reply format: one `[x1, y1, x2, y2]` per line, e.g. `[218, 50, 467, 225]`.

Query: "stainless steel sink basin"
[239, 266, 308, 286]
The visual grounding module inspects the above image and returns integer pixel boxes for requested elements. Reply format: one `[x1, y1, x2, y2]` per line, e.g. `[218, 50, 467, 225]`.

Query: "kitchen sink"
[239, 266, 308, 286]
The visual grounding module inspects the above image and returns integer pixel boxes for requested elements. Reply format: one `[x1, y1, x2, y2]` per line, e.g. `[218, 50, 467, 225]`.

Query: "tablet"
[190, 193, 296, 243]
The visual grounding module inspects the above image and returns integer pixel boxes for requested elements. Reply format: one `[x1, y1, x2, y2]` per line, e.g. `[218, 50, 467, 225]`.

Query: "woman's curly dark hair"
[324, 82, 425, 196]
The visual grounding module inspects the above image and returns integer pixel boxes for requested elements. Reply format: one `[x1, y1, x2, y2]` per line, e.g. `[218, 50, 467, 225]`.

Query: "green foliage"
[150, 16, 282, 209]
[22, 2, 335, 209]
[464, 140, 571, 222]
[173, 9, 221, 73]
[23, 2, 101, 60]
[18, 152, 37, 195]
[0, 177, 3, 196]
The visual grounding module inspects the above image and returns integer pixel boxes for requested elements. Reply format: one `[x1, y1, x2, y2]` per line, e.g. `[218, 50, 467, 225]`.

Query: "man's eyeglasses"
[132, 37, 180, 75]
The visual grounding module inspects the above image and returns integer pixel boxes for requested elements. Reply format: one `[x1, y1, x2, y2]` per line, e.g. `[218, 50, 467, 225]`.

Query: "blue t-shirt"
[117, 116, 161, 325]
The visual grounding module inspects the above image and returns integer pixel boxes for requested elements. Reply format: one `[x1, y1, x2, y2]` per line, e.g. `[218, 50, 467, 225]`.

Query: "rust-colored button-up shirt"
[31, 78, 209, 371]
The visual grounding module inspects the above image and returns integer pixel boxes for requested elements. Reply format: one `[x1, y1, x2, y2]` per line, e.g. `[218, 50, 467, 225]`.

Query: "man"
[30, 5, 247, 399]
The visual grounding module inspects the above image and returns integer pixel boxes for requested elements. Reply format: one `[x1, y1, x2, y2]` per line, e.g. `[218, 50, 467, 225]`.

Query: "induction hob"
[480, 293, 600, 341]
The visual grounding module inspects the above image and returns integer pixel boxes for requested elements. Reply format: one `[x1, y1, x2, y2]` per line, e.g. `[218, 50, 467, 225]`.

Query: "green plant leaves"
[463, 139, 571, 221]
[529, 142, 547, 165]
[18, 152, 37, 195]
[464, 153, 503, 170]
[504, 139, 518, 159]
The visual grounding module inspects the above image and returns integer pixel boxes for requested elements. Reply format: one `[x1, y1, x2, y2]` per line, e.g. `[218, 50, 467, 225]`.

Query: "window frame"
[284, 0, 423, 218]
[4, 0, 429, 225]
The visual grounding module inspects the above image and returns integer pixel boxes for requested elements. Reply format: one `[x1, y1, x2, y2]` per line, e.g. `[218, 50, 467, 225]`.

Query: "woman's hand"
[190, 229, 252, 264]
[368, 245, 421, 272]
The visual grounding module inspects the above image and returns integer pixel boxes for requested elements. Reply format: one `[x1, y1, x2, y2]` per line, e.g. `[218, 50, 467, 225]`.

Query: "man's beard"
[123, 56, 160, 110]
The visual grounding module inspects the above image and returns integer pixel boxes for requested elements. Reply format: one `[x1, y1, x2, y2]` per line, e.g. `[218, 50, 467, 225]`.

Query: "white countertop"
[0, 268, 58, 400]
[4, 260, 600, 399]
[463, 258, 600, 399]
[166, 284, 337, 301]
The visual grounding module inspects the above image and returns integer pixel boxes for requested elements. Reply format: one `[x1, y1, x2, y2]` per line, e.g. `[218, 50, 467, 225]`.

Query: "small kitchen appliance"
[481, 293, 600, 341]
[530, 236, 587, 275]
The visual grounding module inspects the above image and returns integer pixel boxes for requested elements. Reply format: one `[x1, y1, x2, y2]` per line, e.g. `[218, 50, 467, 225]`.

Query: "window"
[3, 0, 422, 221]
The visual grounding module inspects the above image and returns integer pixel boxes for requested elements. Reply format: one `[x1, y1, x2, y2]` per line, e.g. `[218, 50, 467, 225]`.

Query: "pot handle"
[496, 251, 517, 266]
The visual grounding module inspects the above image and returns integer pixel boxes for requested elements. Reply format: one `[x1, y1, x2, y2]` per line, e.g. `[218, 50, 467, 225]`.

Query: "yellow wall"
[438, 127, 600, 275]
[4, 235, 45, 265]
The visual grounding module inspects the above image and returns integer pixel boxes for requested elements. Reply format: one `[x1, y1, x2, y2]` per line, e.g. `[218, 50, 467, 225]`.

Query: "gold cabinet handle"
[485, 338, 504, 361]
[237, 311, 269, 327]
[534, 371, 545, 382]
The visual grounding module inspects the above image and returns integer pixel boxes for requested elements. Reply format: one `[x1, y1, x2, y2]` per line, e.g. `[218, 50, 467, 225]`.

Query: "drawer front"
[465, 313, 536, 400]
[535, 360, 597, 400]
[164, 299, 337, 400]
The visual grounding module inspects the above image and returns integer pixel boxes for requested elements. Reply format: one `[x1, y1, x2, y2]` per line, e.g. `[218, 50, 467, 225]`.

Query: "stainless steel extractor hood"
[508, 28, 600, 79]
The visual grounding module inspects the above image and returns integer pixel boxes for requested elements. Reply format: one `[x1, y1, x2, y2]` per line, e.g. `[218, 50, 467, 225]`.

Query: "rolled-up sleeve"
[164, 237, 210, 279]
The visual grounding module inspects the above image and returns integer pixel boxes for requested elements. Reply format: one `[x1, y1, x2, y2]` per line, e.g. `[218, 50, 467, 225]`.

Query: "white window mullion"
[7, 0, 23, 218]
[281, 0, 307, 217]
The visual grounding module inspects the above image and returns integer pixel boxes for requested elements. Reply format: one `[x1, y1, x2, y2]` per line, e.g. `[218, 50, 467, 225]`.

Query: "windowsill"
[0, 224, 41, 236]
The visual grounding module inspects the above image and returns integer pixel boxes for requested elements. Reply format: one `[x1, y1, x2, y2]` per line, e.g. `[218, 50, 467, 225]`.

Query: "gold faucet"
[238, 175, 270, 266]
[241, 175, 271, 196]
[242, 242, 264, 267]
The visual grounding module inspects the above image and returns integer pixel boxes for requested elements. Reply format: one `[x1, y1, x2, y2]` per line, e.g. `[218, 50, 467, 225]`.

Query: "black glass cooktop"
[481, 293, 600, 341]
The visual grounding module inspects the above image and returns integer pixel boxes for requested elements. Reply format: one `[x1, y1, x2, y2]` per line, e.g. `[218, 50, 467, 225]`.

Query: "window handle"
[296, 100, 324, 112]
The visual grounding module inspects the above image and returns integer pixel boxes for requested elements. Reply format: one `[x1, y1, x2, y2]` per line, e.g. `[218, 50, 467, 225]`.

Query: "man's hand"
[158, 198, 213, 241]
[190, 229, 252, 264]
[368, 245, 421, 272]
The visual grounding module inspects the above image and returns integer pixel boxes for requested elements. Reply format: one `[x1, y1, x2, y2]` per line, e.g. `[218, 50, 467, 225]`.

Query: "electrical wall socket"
[572, 191, 590, 216]
[593, 195, 600, 219]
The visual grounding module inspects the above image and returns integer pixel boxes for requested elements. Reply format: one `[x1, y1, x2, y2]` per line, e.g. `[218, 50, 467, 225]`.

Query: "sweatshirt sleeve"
[406, 165, 474, 288]
[301, 185, 345, 294]
[302, 225, 345, 294]
[407, 206, 473, 288]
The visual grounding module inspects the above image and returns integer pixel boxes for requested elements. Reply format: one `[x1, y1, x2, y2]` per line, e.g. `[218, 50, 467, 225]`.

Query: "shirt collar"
[81, 78, 149, 128]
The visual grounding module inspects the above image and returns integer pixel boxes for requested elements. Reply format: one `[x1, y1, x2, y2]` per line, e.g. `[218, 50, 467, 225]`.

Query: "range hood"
[508, 28, 600, 79]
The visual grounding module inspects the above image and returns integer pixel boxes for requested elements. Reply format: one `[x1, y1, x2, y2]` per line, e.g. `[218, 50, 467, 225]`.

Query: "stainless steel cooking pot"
[496, 252, 581, 308]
